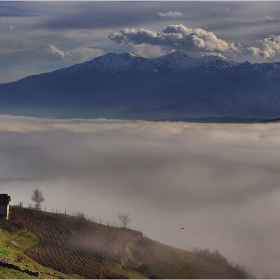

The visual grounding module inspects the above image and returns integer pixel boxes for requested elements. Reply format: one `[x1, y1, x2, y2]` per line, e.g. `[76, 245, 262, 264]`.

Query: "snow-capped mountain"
[0, 51, 280, 121]
[57, 51, 236, 76]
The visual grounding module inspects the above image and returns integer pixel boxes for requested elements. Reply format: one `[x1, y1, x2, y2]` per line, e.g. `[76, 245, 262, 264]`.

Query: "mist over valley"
[1, 116, 280, 277]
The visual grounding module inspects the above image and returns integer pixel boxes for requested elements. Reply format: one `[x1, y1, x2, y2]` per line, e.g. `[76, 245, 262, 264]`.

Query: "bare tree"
[31, 188, 45, 210]
[118, 213, 131, 228]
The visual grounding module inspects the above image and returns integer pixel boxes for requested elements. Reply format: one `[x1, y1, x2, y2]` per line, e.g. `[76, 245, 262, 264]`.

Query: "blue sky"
[1, 1, 280, 83]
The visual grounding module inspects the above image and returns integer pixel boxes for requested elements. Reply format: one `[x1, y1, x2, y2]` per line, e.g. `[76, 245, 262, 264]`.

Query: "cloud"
[37, 45, 71, 59]
[109, 24, 239, 56]
[133, 45, 166, 58]
[157, 11, 183, 18]
[47, 44, 70, 58]
[109, 24, 280, 62]
[2, 115, 280, 277]
[248, 35, 280, 60]
[265, 15, 274, 21]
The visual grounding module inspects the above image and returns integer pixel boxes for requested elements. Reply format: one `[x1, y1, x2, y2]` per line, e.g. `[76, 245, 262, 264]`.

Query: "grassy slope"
[0, 207, 253, 279]
[0, 228, 81, 279]
[109, 235, 251, 279]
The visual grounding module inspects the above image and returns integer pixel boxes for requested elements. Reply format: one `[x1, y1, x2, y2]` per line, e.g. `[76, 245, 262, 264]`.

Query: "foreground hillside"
[0, 207, 254, 279]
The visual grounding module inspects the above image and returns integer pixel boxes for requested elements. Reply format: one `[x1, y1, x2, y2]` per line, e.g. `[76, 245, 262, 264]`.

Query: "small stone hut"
[0, 194, 11, 220]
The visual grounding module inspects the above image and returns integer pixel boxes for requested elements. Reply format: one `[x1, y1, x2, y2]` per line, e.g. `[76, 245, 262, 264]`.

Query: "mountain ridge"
[53, 51, 236, 77]
[0, 51, 279, 121]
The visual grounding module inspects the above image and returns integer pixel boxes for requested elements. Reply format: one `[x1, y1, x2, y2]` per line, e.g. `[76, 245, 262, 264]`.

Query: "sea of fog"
[1, 115, 280, 278]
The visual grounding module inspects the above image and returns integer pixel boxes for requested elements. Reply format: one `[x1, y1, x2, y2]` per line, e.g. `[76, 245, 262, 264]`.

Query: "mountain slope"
[0, 51, 279, 121]
[0, 207, 254, 279]
[122, 93, 280, 121]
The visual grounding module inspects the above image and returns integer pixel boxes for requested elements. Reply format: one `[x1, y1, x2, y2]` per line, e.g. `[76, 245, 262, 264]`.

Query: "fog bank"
[1, 115, 280, 277]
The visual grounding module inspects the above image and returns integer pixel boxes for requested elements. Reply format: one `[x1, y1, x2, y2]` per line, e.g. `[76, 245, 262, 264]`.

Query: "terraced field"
[9, 208, 135, 278]
[1, 207, 253, 279]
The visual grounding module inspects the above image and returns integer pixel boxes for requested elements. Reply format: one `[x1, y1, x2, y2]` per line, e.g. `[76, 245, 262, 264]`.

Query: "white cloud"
[157, 11, 184, 18]
[109, 24, 239, 57]
[163, 24, 238, 53]
[248, 35, 280, 60]
[47, 44, 70, 58]
[133, 45, 166, 58]
[265, 15, 274, 21]
[247, 46, 262, 56]
[109, 24, 280, 62]
[38, 44, 72, 59]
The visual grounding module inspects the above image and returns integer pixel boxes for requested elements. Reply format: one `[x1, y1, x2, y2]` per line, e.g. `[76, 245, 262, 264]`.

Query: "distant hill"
[0, 51, 279, 121]
[0, 207, 254, 279]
